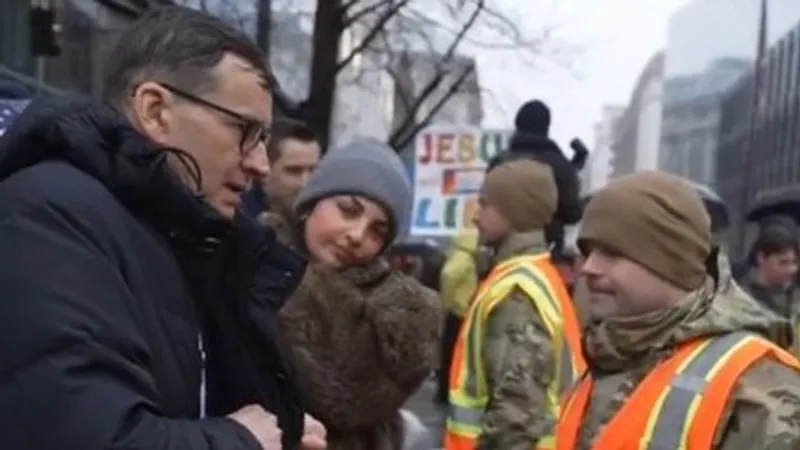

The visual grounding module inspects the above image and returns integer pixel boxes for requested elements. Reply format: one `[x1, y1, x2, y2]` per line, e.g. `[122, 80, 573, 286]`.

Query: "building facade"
[660, 0, 800, 189]
[634, 53, 666, 172]
[610, 51, 665, 178]
[658, 1, 751, 185]
[583, 105, 624, 194]
[659, 0, 759, 187]
[659, 58, 750, 185]
[717, 13, 800, 252]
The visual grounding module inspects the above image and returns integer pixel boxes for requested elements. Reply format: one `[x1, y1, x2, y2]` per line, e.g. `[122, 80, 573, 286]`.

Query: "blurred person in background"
[489, 99, 585, 259]
[262, 118, 320, 218]
[732, 214, 797, 279]
[261, 138, 442, 450]
[737, 223, 800, 354]
[243, 118, 320, 217]
[436, 229, 481, 404]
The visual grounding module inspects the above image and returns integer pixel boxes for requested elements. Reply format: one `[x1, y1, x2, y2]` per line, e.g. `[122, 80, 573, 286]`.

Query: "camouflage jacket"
[576, 252, 800, 449]
[477, 230, 558, 450]
[737, 269, 800, 355]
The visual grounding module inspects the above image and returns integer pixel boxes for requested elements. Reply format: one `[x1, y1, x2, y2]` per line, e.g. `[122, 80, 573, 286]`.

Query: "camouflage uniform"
[476, 231, 557, 450]
[738, 269, 800, 355]
[576, 253, 800, 449]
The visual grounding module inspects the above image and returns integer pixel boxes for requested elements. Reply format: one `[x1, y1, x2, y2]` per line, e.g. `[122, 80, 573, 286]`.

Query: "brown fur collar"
[266, 213, 442, 449]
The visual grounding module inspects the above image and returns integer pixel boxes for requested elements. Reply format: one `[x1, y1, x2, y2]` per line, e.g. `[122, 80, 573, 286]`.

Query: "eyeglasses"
[158, 82, 271, 155]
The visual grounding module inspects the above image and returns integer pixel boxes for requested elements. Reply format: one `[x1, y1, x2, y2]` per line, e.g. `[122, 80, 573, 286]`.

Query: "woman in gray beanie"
[260, 138, 442, 450]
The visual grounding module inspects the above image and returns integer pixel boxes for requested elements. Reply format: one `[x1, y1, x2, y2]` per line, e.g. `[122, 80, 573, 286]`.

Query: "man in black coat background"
[488, 99, 586, 257]
[0, 6, 321, 450]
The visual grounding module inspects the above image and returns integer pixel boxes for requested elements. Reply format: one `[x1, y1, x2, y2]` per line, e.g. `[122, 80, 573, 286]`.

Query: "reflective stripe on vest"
[446, 254, 586, 450]
[556, 332, 800, 450]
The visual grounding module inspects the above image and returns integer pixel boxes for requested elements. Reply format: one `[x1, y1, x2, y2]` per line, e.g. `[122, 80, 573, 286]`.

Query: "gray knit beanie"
[294, 138, 412, 241]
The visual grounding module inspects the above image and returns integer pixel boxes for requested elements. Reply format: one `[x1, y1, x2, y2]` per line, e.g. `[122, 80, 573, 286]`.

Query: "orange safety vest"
[556, 331, 800, 450]
[446, 253, 586, 450]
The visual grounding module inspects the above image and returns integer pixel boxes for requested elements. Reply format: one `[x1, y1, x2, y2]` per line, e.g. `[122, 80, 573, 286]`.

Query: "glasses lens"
[241, 124, 262, 153]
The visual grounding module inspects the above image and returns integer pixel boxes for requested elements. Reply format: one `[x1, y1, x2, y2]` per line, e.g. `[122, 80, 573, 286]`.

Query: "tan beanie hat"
[482, 160, 558, 231]
[578, 171, 711, 291]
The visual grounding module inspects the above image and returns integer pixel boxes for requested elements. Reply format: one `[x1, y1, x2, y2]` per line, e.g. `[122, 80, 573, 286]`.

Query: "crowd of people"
[1, 4, 800, 450]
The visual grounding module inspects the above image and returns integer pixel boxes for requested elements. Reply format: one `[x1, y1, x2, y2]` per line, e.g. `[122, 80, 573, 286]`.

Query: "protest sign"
[410, 125, 511, 236]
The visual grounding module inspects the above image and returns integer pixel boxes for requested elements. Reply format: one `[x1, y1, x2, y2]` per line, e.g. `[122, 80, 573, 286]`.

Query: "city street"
[405, 378, 446, 449]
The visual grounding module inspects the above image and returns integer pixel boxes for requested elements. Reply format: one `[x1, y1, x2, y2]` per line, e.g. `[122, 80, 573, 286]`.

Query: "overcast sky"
[184, 0, 690, 150]
[475, 0, 691, 150]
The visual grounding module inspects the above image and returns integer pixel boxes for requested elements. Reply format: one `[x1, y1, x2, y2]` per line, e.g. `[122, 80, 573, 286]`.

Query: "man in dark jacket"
[0, 6, 320, 450]
[487, 99, 584, 258]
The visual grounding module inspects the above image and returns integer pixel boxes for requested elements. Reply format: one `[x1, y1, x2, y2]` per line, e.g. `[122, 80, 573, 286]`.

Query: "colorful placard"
[410, 125, 511, 236]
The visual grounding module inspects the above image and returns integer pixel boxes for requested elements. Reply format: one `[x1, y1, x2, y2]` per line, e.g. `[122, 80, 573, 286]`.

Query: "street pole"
[738, 0, 768, 253]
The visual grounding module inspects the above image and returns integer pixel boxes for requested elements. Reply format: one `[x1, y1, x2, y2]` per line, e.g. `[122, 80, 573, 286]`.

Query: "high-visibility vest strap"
[687, 336, 800, 448]
[445, 431, 477, 450]
[448, 253, 586, 450]
[557, 332, 800, 450]
[529, 259, 588, 378]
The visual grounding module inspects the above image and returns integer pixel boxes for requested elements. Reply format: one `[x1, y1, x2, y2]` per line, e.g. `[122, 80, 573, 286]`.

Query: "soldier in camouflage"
[573, 171, 800, 449]
[737, 224, 800, 355]
[465, 160, 572, 450]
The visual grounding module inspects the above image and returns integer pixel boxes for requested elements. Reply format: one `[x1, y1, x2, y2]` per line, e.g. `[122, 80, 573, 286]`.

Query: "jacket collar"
[0, 94, 232, 247]
[493, 229, 549, 263]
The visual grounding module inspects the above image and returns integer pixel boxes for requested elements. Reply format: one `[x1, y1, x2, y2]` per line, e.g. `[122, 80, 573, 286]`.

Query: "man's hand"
[228, 404, 283, 450]
[301, 414, 327, 450]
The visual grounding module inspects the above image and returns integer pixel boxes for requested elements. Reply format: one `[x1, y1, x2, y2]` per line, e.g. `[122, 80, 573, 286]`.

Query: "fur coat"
[260, 212, 442, 450]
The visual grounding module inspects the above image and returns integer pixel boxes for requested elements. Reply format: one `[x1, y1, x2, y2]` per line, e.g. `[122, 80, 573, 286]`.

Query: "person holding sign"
[260, 138, 442, 450]
[445, 160, 586, 450]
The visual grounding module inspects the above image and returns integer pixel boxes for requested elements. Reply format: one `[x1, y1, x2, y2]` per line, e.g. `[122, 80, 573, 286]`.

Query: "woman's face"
[304, 195, 391, 268]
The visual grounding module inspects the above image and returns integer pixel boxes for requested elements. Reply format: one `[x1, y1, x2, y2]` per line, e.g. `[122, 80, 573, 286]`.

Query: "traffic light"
[29, 6, 62, 57]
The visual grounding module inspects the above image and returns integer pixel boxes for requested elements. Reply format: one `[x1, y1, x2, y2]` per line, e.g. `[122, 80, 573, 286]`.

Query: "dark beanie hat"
[514, 99, 551, 136]
[579, 171, 712, 291]
[482, 160, 557, 232]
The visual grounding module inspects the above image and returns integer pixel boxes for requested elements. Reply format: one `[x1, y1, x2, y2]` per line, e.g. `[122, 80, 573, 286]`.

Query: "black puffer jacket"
[507, 132, 582, 225]
[0, 95, 306, 450]
[489, 132, 582, 255]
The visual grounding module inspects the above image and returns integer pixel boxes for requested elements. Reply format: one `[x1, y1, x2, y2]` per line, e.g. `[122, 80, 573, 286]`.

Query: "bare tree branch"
[342, 0, 391, 28]
[341, 0, 363, 12]
[390, 64, 475, 149]
[336, 0, 410, 73]
[134, 0, 580, 150]
[385, 0, 484, 146]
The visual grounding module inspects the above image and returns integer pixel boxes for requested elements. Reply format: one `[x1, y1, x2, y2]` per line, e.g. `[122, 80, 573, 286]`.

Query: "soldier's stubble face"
[581, 247, 677, 321]
[473, 196, 512, 248]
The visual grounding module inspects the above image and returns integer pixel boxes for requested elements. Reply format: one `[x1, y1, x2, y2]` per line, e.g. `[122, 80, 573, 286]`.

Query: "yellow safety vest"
[445, 253, 587, 450]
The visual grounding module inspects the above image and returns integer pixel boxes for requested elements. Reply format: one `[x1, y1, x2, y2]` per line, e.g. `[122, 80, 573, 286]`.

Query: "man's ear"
[129, 81, 174, 145]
